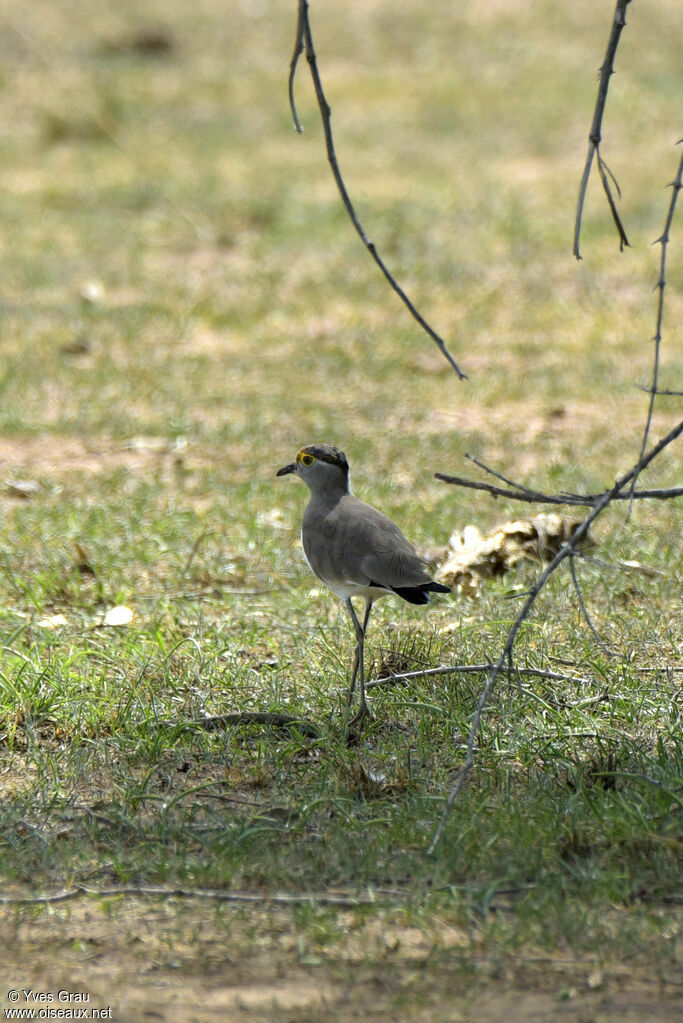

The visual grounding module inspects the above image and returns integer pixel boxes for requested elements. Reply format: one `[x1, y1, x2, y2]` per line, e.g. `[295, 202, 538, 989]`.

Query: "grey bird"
[277, 443, 450, 720]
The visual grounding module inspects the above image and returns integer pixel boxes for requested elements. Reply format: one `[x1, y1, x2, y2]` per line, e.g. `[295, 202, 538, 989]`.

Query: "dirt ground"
[1, 898, 680, 1023]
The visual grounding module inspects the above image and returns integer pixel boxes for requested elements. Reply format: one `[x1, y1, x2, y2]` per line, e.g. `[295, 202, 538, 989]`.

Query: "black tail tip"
[391, 581, 451, 605]
[426, 581, 451, 594]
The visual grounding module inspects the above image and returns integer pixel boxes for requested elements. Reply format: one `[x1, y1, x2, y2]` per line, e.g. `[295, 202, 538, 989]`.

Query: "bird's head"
[276, 443, 350, 493]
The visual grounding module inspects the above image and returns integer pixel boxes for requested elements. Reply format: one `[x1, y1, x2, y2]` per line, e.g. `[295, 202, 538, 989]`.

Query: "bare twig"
[628, 143, 683, 509]
[0, 881, 537, 910]
[434, 470, 683, 506]
[635, 386, 683, 397]
[288, 0, 465, 378]
[182, 529, 214, 576]
[568, 554, 614, 657]
[288, 0, 306, 133]
[465, 454, 540, 498]
[366, 663, 593, 692]
[0, 884, 396, 909]
[428, 419, 683, 854]
[596, 149, 630, 251]
[629, 665, 683, 674]
[573, 0, 632, 259]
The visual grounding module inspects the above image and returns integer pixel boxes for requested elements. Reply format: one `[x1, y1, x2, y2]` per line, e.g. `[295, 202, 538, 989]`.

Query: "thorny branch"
[288, 0, 466, 378]
[636, 386, 683, 397]
[434, 467, 683, 505]
[428, 418, 683, 854]
[573, 0, 632, 258]
[629, 143, 683, 507]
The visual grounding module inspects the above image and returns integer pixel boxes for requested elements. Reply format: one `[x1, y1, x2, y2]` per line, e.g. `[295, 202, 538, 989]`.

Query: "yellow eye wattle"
[300, 453, 315, 467]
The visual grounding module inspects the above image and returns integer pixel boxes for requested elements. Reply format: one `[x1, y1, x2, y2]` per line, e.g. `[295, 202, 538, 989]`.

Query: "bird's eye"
[300, 453, 315, 467]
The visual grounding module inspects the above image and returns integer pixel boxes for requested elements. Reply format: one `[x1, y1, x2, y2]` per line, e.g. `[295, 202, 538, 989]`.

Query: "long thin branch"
[636, 386, 683, 397]
[568, 554, 614, 657]
[288, 0, 306, 133]
[428, 418, 683, 854]
[629, 143, 683, 507]
[289, 0, 466, 378]
[0, 884, 394, 909]
[366, 663, 592, 692]
[465, 454, 541, 498]
[0, 881, 537, 910]
[434, 470, 683, 506]
[573, 0, 632, 259]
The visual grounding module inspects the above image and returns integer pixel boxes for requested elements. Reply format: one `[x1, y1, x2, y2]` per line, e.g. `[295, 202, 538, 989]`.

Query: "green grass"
[0, 0, 681, 1006]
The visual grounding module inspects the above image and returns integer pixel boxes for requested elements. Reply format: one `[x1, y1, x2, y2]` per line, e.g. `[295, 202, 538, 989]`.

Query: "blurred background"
[0, 0, 680, 605]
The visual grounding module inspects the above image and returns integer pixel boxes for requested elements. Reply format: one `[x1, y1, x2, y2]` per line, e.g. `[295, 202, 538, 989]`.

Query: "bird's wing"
[326, 497, 432, 589]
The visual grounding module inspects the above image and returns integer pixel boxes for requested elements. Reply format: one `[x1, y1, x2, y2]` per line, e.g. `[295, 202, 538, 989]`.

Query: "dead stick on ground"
[159, 712, 322, 740]
[0, 885, 394, 909]
[365, 664, 594, 692]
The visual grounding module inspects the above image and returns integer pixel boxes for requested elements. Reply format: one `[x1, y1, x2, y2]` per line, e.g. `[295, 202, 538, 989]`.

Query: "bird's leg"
[349, 646, 359, 701]
[345, 597, 374, 722]
[345, 598, 362, 705]
[358, 598, 374, 717]
[347, 599, 372, 702]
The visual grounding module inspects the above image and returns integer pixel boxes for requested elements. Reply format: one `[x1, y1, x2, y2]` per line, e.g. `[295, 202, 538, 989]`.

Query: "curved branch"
[629, 143, 683, 507]
[288, 0, 306, 133]
[568, 554, 614, 657]
[573, 0, 632, 259]
[366, 663, 594, 691]
[288, 0, 465, 378]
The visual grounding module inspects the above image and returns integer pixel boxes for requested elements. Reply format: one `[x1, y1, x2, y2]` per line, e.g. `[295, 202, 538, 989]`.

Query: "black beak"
[276, 462, 296, 477]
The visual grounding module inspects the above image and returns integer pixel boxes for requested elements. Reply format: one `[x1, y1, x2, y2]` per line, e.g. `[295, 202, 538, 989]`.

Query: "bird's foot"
[347, 699, 375, 729]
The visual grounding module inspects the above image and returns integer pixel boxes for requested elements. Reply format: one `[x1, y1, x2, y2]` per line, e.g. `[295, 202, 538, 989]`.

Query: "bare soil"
[1, 899, 680, 1022]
